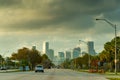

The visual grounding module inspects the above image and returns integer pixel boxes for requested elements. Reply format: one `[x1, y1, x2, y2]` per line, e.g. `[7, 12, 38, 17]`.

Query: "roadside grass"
[77, 69, 120, 80]
[0, 69, 32, 73]
[0, 70, 21, 73]
[107, 78, 120, 80]
[104, 72, 120, 80]
[75, 69, 89, 72]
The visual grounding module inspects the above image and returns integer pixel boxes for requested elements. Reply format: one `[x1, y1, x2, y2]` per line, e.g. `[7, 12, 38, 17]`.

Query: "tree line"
[1, 36, 120, 72]
[61, 36, 120, 72]
[0, 47, 54, 70]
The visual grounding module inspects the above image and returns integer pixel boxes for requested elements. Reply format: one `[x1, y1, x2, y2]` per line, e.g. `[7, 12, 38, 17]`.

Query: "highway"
[0, 69, 108, 80]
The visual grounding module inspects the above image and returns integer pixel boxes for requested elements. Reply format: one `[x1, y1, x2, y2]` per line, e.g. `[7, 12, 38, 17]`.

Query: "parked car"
[35, 65, 44, 73]
[0, 67, 7, 70]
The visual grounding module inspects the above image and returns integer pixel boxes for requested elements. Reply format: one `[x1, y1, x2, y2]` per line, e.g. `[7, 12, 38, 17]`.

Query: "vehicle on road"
[35, 65, 44, 73]
[0, 66, 7, 70]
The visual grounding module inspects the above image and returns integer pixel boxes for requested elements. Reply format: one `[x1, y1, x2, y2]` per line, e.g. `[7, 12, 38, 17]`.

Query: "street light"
[79, 40, 91, 69]
[96, 18, 117, 74]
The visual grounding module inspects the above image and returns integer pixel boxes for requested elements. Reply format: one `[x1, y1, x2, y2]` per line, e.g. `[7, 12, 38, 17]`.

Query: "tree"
[17, 47, 30, 60]
[75, 57, 83, 69]
[61, 59, 71, 69]
[0, 55, 4, 67]
[41, 54, 52, 68]
[10, 47, 55, 70]
[10, 53, 18, 60]
[10, 47, 42, 70]
[99, 36, 120, 71]
[82, 53, 90, 68]
[28, 49, 42, 69]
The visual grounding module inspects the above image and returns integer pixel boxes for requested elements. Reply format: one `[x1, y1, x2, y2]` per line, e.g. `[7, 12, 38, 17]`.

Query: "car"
[35, 65, 44, 73]
[0, 67, 7, 70]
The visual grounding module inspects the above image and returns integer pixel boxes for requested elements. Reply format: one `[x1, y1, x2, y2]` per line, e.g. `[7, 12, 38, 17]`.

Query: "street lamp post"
[79, 40, 90, 69]
[96, 18, 117, 74]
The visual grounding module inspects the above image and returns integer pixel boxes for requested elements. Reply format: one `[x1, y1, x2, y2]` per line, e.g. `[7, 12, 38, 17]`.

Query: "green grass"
[107, 78, 120, 80]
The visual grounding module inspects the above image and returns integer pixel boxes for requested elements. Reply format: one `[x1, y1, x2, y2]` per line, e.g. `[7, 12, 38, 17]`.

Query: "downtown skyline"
[0, 0, 120, 57]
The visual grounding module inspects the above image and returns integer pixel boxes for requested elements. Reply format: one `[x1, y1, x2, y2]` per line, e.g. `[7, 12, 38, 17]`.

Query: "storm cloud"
[0, 0, 120, 33]
[0, 0, 120, 56]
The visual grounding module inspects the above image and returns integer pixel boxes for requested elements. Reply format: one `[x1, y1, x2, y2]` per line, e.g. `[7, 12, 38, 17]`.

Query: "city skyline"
[0, 0, 120, 57]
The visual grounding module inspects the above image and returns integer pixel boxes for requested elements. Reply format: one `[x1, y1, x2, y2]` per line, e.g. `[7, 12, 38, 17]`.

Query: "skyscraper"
[43, 41, 54, 61]
[87, 41, 96, 56]
[72, 47, 81, 59]
[48, 49, 54, 61]
[58, 52, 64, 58]
[65, 51, 71, 60]
[58, 52, 65, 63]
[43, 41, 49, 54]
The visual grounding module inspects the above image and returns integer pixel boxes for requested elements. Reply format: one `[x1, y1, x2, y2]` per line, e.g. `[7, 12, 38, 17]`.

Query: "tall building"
[58, 52, 65, 64]
[87, 41, 96, 56]
[58, 52, 64, 58]
[43, 41, 54, 61]
[72, 47, 81, 59]
[43, 41, 49, 54]
[65, 51, 71, 60]
[48, 49, 54, 61]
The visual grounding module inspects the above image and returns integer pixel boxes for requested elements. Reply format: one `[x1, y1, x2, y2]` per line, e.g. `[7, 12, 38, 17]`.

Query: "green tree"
[10, 53, 18, 60]
[41, 54, 52, 68]
[10, 47, 42, 70]
[61, 59, 71, 69]
[82, 53, 90, 68]
[0, 55, 4, 67]
[28, 49, 42, 69]
[99, 36, 120, 71]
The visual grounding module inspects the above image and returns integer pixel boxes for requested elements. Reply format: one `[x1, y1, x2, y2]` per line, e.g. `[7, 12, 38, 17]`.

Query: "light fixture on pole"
[96, 18, 117, 74]
[79, 40, 90, 69]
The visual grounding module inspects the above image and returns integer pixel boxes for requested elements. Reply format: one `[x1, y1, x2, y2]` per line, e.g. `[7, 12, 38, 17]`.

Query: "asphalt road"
[0, 69, 108, 80]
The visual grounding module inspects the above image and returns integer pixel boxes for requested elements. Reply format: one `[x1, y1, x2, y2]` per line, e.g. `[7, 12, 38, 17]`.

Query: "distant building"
[58, 52, 65, 64]
[48, 49, 54, 61]
[42, 41, 54, 61]
[43, 41, 49, 54]
[72, 47, 81, 59]
[87, 41, 96, 56]
[65, 51, 71, 60]
[32, 46, 36, 50]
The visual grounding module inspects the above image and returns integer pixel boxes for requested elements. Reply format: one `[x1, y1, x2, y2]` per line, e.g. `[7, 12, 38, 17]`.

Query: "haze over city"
[0, 0, 120, 57]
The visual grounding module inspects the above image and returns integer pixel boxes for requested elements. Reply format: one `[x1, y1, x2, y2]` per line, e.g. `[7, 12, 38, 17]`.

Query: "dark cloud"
[0, 0, 120, 33]
[0, 0, 21, 7]
[1, 0, 120, 56]
[5, 15, 94, 33]
[104, 9, 120, 21]
[48, 0, 120, 15]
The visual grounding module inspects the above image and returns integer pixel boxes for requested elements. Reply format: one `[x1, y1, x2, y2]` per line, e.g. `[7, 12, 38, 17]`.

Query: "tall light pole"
[96, 18, 117, 74]
[79, 40, 90, 69]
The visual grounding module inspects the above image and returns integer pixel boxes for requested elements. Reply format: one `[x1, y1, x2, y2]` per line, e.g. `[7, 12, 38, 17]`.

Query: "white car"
[35, 65, 44, 73]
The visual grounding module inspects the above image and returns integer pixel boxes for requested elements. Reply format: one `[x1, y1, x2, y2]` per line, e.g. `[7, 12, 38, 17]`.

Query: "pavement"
[1, 69, 120, 80]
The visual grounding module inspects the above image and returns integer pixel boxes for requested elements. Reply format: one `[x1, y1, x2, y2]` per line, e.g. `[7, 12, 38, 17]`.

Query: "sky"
[0, 0, 120, 57]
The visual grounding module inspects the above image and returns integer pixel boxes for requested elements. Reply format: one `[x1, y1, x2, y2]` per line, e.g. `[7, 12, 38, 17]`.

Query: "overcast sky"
[0, 0, 120, 57]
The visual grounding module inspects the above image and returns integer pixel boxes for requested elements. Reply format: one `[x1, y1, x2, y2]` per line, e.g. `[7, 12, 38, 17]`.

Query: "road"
[0, 69, 108, 80]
